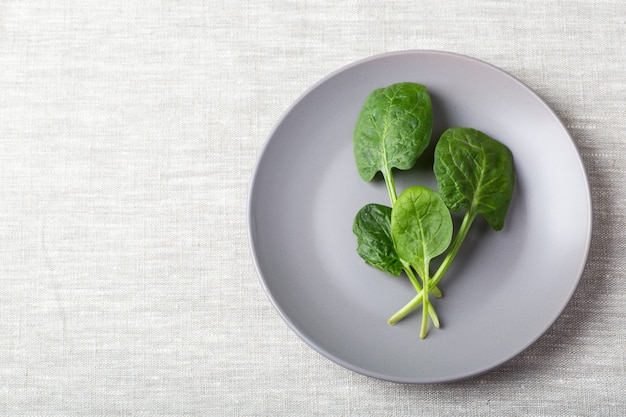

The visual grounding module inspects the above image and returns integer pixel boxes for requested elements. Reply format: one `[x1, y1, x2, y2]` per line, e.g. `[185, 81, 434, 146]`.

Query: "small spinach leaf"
[391, 186, 453, 270]
[352, 203, 403, 276]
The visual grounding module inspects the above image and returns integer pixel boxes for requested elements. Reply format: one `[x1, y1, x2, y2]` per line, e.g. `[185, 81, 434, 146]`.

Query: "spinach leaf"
[430, 127, 515, 287]
[391, 187, 453, 269]
[391, 186, 453, 338]
[433, 127, 515, 230]
[353, 82, 432, 204]
[352, 203, 403, 276]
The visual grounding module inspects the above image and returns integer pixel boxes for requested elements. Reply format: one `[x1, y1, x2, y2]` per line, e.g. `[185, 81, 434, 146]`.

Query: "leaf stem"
[401, 260, 423, 293]
[428, 303, 440, 328]
[382, 166, 397, 206]
[431, 209, 476, 288]
[401, 258, 442, 295]
[397, 261, 441, 326]
[420, 265, 430, 339]
[387, 292, 423, 325]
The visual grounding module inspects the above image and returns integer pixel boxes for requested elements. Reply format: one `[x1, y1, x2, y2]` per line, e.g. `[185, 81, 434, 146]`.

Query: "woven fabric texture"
[0, 1, 624, 415]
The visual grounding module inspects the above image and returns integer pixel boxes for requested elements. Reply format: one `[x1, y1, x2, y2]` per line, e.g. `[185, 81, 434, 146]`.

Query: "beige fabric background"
[0, 1, 624, 415]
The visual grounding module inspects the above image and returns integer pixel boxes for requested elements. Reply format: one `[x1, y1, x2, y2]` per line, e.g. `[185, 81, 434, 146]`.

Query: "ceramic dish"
[248, 51, 592, 383]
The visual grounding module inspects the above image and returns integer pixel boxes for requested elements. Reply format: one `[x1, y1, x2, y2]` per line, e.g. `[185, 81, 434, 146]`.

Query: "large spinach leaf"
[433, 127, 515, 230]
[353, 82, 432, 204]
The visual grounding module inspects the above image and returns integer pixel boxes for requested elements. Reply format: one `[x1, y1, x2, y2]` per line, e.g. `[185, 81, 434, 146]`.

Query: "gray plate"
[248, 51, 592, 383]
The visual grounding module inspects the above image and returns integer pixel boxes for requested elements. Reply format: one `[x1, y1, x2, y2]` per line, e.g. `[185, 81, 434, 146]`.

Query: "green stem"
[431, 284, 443, 298]
[402, 260, 442, 297]
[399, 260, 440, 326]
[387, 274, 442, 325]
[428, 303, 440, 328]
[382, 166, 397, 206]
[420, 265, 430, 339]
[387, 291, 424, 326]
[387, 292, 423, 325]
[401, 261, 422, 293]
[431, 210, 476, 288]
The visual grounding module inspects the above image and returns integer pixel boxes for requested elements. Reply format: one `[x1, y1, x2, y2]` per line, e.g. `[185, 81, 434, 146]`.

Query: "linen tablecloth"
[0, 1, 624, 415]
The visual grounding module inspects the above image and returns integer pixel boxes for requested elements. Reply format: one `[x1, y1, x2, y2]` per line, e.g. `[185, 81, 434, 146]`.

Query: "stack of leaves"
[352, 82, 515, 339]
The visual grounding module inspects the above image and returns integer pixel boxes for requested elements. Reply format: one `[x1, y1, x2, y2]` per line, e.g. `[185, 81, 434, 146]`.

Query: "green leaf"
[352, 203, 404, 276]
[433, 128, 515, 230]
[390, 187, 453, 269]
[353, 82, 433, 182]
